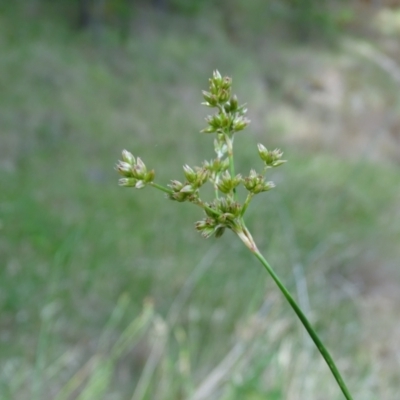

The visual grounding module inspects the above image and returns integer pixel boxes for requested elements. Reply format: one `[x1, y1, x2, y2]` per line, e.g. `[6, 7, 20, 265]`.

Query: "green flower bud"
[195, 217, 219, 239]
[217, 212, 235, 224]
[221, 76, 232, 90]
[217, 181, 231, 194]
[212, 70, 222, 85]
[217, 171, 242, 194]
[206, 158, 229, 174]
[232, 116, 250, 132]
[201, 126, 216, 134]
[144, 169, 155, 183]
[243, 169, 260, 191]
[194, 167, 209, 187]
[257, 143, 268, 159]
[215, 197, 242, 217]
[209, 81, 218, 96]
[132, 157, 147, 179]
[269, 149, 286, 167]
[198, 226, 216, 239]
[218, 88, 231, 103]
[167, 179, 198, 202]
[121, 150, 135, 165]
[202, 91, 218, 107]
[237, 104, 248, 116]
[169, 192, 190, 202]
[180, 184, 194, 193]
[168, 180, 184, 192]
[206, 114, 223, 130]
[183, 165, 196, 183]
[135, 180, 146, 189]
[215, 227, 225, 238]
[202, 160, 211, 170]
[230, 95, 238, 111]
[259, 181, 275, 192]
[257, 144, 287, 168]
[221, 158, 230, 171]
[116, 161, 133, 177]
[220, 112, 231, 128]
[244, 169, 275, 194]
[119, 177, 137, 187]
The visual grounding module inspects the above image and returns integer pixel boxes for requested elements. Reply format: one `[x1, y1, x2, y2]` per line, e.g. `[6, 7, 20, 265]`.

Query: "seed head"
[257, 144, 286, 168]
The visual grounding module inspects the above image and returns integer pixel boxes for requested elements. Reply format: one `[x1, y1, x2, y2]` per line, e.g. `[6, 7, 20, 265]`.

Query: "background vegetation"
[1, 1, 400, 399]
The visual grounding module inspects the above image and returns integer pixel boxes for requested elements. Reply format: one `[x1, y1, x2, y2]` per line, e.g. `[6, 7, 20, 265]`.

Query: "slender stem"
[238, 227, 354, 400]
[228, 151, 235, 181]
[195, 199, 223, 218]
[240, 193, 254, 218]
[225, 135, 237, 200]
[150, 182, 173, 194]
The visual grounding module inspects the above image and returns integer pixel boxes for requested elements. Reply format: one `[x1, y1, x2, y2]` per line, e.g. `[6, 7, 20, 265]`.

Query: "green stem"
[239, 227, 354, 400]
[228, 152, 235, 180]
[240, 193, 254, 218]
[150, 182, 173, 195]
[225, 135, 237, 200]
[195, 199, 222, 218]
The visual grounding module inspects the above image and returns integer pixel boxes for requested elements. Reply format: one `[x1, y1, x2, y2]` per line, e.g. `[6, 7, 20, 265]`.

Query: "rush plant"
[115, 71, 354, 400]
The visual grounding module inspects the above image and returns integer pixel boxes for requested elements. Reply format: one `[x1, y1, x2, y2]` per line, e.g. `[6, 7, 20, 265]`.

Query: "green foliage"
[12, 0, 355, 43]
[169, 0, 214, 15]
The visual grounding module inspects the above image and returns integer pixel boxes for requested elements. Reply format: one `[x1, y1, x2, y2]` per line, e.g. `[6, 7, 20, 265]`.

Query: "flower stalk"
[248, 236, 353, 400]
[115, 70, 354, 400]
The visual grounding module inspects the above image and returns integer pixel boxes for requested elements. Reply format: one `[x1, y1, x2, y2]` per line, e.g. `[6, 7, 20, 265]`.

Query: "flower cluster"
[116, 150, 155, 189]
[257, 144, 286, 168]
[195, 197, 242, 239]
[201, 70, 250, 137]
[116, 70, 286, 241]
[243, 170, 275, 194]
[167, 165, 209, 202]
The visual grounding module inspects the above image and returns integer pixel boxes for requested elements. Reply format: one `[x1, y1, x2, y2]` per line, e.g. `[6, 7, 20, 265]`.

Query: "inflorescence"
[116, 70, 286, 240]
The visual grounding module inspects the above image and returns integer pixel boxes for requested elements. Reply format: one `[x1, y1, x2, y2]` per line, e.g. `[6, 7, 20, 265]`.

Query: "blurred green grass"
[1, 4, 400, 400]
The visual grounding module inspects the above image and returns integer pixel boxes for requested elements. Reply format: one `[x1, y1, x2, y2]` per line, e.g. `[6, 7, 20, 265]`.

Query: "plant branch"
[149, 182, 173, 194]
[240, 193, 254, 217]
